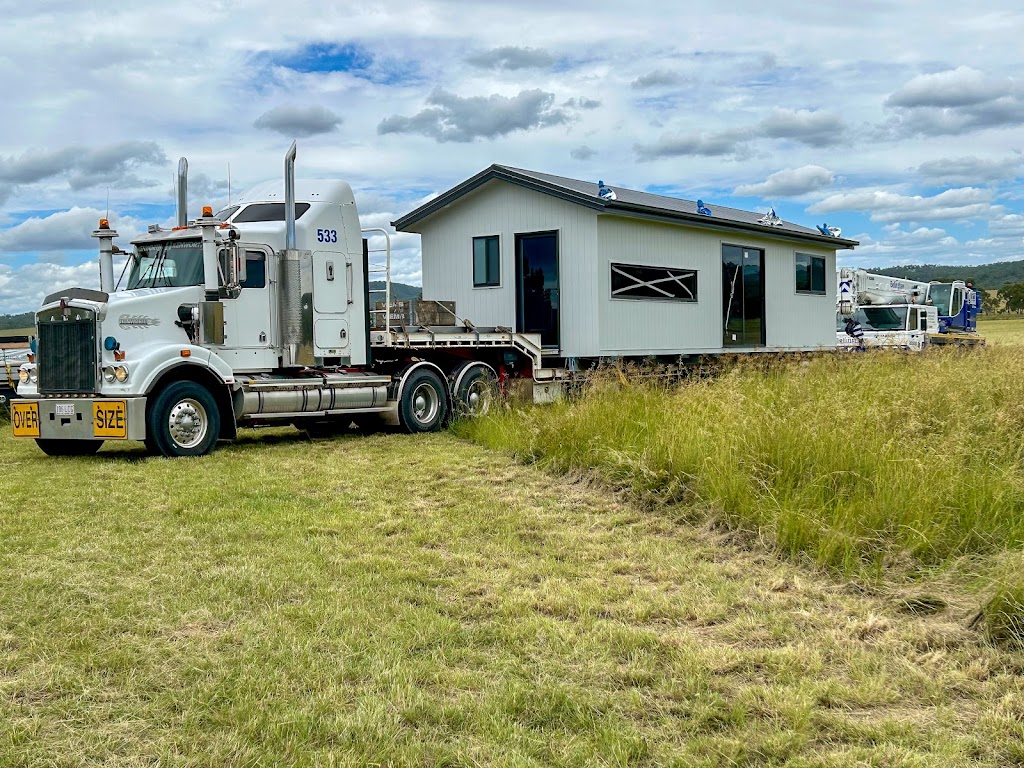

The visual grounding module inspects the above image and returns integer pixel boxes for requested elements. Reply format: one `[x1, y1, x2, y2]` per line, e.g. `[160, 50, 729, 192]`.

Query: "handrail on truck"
[361, 227, 392, 336]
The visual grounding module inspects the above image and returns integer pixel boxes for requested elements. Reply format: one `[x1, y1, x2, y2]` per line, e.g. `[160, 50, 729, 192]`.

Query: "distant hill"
[0, 312, 33, 331]
[370, 281, 421, 301]
[873, 261, 1024, 291]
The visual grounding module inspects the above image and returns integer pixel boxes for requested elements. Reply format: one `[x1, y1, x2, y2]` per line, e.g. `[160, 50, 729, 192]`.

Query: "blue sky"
[0, 0, 1022, 313]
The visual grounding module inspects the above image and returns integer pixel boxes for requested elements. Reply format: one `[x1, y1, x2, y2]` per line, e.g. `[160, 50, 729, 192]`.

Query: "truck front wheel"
[398, 368, 448, 433]
[35, 439, 104, 457]
[147, 381, 221, 457]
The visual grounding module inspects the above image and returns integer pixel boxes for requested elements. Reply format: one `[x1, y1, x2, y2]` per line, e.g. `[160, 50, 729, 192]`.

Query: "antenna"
[105, 187, 110, 220]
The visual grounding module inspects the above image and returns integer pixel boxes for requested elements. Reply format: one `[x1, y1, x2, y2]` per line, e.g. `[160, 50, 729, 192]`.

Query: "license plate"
[11, 401, 40, 438]
[55, 403, 75, 416]
[92, 400, 127, 439]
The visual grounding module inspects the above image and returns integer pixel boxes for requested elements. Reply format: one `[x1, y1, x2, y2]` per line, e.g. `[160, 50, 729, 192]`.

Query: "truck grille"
[38, 319, 97, 394]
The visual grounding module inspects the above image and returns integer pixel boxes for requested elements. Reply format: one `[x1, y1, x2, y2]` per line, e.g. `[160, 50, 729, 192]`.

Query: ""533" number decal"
[317, 229, 338, 243]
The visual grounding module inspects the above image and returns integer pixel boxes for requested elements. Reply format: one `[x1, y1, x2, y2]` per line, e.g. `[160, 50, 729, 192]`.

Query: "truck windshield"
[855, 306, 908, 331]
[928, 284, 952, 315]
[127, 240, 206, 289]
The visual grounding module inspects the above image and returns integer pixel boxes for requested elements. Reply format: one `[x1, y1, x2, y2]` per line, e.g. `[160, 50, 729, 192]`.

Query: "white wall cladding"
[763, 244, 836, 350]
[597, 216, 722, 355]
[416, 179, 840, 358]
[417, 180, 600, 355]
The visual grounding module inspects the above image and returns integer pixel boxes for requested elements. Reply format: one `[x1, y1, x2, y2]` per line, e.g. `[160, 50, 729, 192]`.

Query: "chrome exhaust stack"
[284, 141, 297, 249]
[279, 141, 309, 366]
[176, 157, 188, 227]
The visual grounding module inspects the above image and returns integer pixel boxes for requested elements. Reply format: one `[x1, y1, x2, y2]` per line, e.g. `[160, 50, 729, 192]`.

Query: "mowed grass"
[2, 429, 1023, 766]
[459, 338, 1024, 649]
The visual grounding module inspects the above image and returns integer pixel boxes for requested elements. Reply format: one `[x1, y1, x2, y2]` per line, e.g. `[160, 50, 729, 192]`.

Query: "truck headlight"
[29, 368, 37, 383]
[18, 368, 28, 384]
[103, 366, 116, 383]
[114, 365, 129, 383]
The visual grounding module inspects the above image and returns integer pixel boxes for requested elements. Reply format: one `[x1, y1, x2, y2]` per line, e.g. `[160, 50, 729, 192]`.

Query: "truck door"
[219, 244, 276, 369]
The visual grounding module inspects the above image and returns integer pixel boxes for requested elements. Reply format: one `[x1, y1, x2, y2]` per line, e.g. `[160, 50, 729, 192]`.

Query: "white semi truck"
[12, 144, 566, 457]
[836, 268, 983, 350]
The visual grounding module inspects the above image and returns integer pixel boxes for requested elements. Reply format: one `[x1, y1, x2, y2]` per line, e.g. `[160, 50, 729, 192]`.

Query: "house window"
[795, 253, 826, 294]
[473, 236, 500, 287]
[611, 262, 697, 301]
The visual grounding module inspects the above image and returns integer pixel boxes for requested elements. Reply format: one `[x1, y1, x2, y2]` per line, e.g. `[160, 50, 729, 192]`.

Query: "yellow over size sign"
[93, 401, 127, 439]
[11, 401, 40, 437]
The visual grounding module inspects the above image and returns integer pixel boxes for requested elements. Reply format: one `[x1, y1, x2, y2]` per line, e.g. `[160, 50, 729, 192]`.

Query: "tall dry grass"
[459, 348, 1024, 643]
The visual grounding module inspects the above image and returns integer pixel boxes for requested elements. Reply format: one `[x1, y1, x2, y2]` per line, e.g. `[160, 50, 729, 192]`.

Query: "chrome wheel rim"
[411, 382, 439, 424]
[465, 378, 493, 415]
[168, 398, 208, 449]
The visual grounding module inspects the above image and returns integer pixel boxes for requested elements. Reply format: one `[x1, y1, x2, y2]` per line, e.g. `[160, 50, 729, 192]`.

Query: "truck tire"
[452, 363, 498, 417]
[147, 381, 221, 457]
[398, 367, 448, 433]
[35, 439, 103, 457]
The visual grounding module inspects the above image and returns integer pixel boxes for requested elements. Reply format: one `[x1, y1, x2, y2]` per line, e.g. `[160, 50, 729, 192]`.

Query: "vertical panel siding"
[597, 216, 722, 354]
[598, 217, 839, 355]
[418, 180, 600, 356]
[763, 244, 837, 349]
[415, 182, 839, 358]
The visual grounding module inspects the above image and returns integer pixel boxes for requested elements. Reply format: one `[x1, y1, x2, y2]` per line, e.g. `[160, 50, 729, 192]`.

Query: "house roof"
[392, 164, 859, 250]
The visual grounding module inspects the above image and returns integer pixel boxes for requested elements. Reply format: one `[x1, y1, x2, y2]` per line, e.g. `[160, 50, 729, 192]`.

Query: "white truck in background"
[12, 144, 566, 457]
[836, 268, 983, 350]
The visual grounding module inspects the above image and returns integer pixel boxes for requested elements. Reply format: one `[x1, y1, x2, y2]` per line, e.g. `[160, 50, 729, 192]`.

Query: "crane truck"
[836, 268, 983, 350]
[11, 143, 566, 457]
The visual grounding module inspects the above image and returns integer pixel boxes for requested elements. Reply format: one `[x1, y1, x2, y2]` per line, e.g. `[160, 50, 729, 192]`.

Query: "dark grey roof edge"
[392, 165, 604, 230]
[604, 200, 859, 249]
[393, 165, 859, 249]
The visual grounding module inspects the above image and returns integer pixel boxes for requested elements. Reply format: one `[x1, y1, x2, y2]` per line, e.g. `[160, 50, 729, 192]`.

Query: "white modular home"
[393, 166, 858, 362]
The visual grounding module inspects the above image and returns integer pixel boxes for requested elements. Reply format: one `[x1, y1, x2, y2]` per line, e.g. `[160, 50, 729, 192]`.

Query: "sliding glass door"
[722, 245, 765, 347]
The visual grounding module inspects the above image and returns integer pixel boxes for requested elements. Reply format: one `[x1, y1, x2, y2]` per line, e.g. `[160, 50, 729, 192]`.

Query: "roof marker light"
[202, 206, 213, 217]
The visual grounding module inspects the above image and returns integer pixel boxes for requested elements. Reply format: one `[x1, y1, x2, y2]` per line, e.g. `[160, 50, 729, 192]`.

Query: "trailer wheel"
[398, 367, 448, 433]
[35, 439, 103, 457]
[453, 363, 498, 417]
[147, 381, 221, 457]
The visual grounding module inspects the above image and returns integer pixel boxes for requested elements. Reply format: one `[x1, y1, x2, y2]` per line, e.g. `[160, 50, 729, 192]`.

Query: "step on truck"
[11, 143, 567, 457]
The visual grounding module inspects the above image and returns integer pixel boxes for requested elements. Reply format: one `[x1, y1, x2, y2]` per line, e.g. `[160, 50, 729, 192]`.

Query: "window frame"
[795, 252, 827, 295]
[610, 261, 698, 303]
[472, 235, 501, 288]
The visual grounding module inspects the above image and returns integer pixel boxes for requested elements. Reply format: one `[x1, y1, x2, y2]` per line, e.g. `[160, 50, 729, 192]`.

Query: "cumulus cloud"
[809, 187, 991, 223]
[378, 88, 572, 143]
[883, 67, 1024, 136]
[886, 66, 1006, 109]
[916, 155, 1024, 186]
[734, 165, 834, 197]
[760, 108, 845, 147]
[0, 208, 144, 253]
[631, 70, 687, 89]
[253, 105, 343, 138]
[570, 145, 596, 161]
[0, 260, 107, 315]
[635, 130, 751, 160]
[465, 46, 556, 70]
[0, 141, 166, 192]
[563, 97, 601, 110]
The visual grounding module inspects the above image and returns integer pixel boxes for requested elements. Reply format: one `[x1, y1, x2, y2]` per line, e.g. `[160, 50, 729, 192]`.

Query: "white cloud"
[0, 208, 145, 252]
[808, 187, 992, 223]
[253, 105, 343, 138]
[734, 165, 834, 197]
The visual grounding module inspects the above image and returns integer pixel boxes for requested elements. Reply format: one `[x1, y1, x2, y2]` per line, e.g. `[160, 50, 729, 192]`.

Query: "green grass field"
[2, 428, 1023, 765]
[1, 321, 1022, 765]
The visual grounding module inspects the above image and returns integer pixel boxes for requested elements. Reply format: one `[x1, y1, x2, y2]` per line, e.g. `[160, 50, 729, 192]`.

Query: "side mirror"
[218, 246, 244, 299]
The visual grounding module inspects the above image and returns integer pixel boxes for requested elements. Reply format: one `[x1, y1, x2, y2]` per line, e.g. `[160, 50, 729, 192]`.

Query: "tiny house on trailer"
[393, 166, 858, 363]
